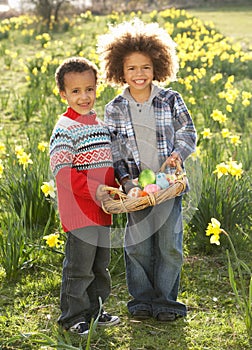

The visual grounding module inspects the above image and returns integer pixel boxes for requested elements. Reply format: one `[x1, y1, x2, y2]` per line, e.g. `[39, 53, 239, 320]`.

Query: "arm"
[171, 92, 197, 162]
[105, 103, 131, 183]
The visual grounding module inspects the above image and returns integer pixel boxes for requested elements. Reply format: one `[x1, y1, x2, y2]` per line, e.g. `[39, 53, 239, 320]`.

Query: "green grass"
[188, 5, 252, 46]
[0, 251, 250, 349]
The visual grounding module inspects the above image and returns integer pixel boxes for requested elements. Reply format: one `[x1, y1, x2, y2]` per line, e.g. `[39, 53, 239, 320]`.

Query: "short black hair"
[55, 57, 98, 91]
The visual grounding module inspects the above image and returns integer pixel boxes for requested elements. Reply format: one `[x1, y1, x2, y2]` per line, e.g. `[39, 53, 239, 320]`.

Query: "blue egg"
[156, 172, 170, 189]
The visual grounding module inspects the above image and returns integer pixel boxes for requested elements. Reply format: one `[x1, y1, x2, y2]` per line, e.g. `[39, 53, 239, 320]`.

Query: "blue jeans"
[58, 226, 111, 329]
[124, 196, 187, 317]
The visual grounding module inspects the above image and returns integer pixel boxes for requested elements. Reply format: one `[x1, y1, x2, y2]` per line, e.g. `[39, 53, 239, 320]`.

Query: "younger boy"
[50, 57, 120, 335]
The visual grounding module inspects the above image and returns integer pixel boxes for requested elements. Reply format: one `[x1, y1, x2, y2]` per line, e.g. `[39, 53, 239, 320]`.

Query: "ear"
[59, 90, 66, 100]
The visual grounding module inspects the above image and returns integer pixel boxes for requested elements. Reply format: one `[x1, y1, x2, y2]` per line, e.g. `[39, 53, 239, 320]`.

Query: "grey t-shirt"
[123, 85, 162, 172]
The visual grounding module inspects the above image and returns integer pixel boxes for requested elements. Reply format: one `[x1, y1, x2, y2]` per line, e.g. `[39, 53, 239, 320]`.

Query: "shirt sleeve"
[172, 92, 197, 161]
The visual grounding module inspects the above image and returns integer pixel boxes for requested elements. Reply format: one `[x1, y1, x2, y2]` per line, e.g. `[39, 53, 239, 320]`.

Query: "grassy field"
[0, 4, 252, 350]
[188, 5, 252, 45]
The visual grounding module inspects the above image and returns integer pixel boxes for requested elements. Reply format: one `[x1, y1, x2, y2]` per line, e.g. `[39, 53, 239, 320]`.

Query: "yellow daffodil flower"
[206, 218, 222, 245]
[43, 233, 64, 248]
[211, 109, 227, 124]
[221, 128, 231, 138]
[229, 134, 241, 146]
[41, 180, 56, 198]
[201, 128, 212, 139]
[17, 152, 33, 169]
[227, 159, 243, 180]
[0, 142, 6, 155]
[38, 141, 48, 152]
[190, 146, 201, 161]
[0, 159, 4, 178]
[15, 145, 25, 157]
[242, 99, 250, 107]
[213, 162, 229, 178]
[210, 73, 223, 84]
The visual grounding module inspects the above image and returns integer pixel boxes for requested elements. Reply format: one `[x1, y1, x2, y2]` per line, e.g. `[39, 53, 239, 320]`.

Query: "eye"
[72, 89, 79, 94]
[87, 87, 95, 92]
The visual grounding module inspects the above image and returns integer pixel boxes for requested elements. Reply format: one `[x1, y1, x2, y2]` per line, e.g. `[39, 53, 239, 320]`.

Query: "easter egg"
[127, 187, 142, 198]
[143, 184, 161, 194]
[156, 172, 170, 189]
[166, 173, 177, 185]
[138, 169, 156, 189]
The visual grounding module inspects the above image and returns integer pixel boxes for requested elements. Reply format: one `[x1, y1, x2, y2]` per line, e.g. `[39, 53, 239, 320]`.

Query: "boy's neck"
[129, 86, 152, 103]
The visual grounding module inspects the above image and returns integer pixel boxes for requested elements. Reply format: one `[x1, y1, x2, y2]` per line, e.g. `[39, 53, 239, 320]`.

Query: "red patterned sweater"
[49, 107, 117, 232]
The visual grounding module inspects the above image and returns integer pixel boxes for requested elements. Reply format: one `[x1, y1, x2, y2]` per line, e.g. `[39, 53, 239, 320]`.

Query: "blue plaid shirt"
[104, 87, 197, 182]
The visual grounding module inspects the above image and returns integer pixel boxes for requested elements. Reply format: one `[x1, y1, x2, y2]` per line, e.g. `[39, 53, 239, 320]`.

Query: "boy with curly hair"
[97, 19, 197, 321]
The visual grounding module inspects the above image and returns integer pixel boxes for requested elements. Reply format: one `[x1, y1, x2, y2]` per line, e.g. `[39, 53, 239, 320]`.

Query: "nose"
[136, 68, 143, 75]
[80, 91, 89, 100]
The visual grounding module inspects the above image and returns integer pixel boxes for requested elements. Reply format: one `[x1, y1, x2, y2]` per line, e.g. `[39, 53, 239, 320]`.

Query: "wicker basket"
[101, 161, 187, 214]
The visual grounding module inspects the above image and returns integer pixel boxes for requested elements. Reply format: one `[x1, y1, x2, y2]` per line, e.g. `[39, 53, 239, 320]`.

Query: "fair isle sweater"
[50, 107, 117, 232]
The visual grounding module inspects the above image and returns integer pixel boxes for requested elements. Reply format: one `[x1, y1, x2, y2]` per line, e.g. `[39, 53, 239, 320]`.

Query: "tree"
[26, 0, 69, 29]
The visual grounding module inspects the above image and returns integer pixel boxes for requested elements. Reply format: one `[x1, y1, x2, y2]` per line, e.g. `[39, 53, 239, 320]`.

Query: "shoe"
[69, 321, 89, 335]
[156, 312, 176, 322]
[131, 310, 152, 320]
[97, 312, 120, 326]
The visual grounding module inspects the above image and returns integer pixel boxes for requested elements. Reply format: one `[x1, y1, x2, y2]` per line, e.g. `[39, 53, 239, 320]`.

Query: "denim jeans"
[124, 196, 187, 317]
[57, 226, 111, 329]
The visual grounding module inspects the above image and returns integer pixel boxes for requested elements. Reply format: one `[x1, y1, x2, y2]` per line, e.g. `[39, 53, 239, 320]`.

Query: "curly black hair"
[97, 19, 179, 85]
[55, 57, 98, 91]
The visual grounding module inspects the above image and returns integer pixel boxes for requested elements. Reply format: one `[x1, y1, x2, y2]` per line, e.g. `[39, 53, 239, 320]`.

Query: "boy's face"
[123, 52, 154, 96]
[60, 69, 96, 115]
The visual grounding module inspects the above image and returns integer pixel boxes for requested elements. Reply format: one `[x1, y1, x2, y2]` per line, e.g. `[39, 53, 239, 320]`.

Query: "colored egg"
[127, 187, 142, 198]
[156, 172, 170, 189]
[143, 184, 161, 194]
[166, 173, 177, 184]
[138, 169, 156, 188]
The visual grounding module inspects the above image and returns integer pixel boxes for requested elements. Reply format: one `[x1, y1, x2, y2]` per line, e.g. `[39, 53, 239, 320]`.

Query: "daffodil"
[210, 72, 223, 84]
[43, 233, 64, 248]
[221, 128, 231, 138]
[226, 104, 232, 112]
[227, 159, 243, 180]
[242, 99, 250, 107]
[229, 134, 241, 146]
[0, 142, 6, 155]
[190, 146, 201, 161]
[41, 180, 56, 198]
[38, 141, 48, 152]
[17, 152, 33, 169]
[201, 128, 212, 139]
[15, 145, 25, 157]
[0, 159, 4, 178]
[213, 162, 229, 178]
[211, 109, 227, 124]
[206, 218, 222, 245]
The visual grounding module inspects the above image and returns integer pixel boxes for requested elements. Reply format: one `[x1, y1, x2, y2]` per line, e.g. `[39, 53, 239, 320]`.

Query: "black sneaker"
[97, 312, 120, 326]
[156, 312, 176, 322]
[131, 310, 152, 320]
[69, 321, 89, 335]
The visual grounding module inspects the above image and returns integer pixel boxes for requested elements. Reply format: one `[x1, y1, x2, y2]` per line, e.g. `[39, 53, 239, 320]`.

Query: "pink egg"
[143, 184, 161, 194]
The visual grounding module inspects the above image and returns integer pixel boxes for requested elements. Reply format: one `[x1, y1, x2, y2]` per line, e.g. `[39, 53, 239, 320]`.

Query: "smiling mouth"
[134, 79, 145, 84]
[79, 103, 89, 107]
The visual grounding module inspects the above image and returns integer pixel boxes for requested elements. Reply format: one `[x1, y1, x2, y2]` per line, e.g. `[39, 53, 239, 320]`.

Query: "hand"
[122, 179, 138, 194]
[166, 152, 182, 168]
[96, 184, 110, 201]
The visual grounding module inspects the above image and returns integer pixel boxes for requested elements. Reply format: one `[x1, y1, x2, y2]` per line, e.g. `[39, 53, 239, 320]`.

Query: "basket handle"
[159, 159, 183, 175]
